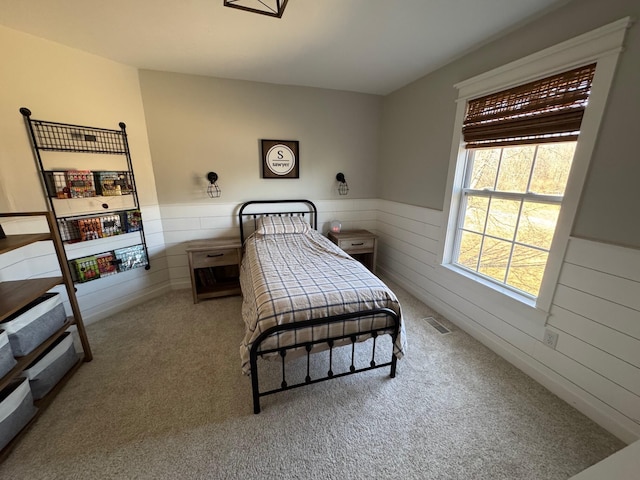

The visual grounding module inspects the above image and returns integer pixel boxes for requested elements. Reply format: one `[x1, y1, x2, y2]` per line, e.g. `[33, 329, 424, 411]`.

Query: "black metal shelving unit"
[19, 108, 150, 282]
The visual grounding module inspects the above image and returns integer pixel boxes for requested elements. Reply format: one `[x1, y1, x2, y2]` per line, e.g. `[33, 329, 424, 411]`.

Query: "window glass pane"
[529, 142, 576, 195]
[496, 146, 535, 193]
[462, 195, 489, 233]
[468, 149, 499, 190]
[478, 237, 510, 282]
[485, 198, 520, 241]
[507, 245, 548, 296]
[457, 230, 482, 270]
[516, 201, 561, 250]
[452, 140, 574, 300]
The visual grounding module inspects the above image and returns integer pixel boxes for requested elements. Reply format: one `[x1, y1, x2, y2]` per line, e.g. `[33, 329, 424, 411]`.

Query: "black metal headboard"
[238, 199, 318, 244]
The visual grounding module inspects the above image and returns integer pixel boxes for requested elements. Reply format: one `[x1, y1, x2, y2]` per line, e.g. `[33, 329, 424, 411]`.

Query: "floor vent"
[424, 317, 451, 334]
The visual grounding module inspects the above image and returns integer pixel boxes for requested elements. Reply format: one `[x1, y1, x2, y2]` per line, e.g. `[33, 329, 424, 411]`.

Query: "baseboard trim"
[82, 282, 172, 325]
[170, 279, 192, 291]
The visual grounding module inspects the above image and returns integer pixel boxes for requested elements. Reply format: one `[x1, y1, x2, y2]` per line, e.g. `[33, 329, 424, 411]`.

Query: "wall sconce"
[336, 172, 349, 195]
[207, 172, 221, 198]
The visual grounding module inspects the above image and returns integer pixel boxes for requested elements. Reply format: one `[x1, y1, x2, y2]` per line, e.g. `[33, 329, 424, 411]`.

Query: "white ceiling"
[0, 0, 564, 95]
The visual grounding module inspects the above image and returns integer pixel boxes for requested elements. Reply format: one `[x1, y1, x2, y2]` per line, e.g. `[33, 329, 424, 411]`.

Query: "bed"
[238, 200, 406, 413]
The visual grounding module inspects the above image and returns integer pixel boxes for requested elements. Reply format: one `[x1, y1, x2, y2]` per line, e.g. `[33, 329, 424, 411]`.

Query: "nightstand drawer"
[338, 238, 375, 252]
[191, 249, 239, 268]
[328, 229, 377, 273]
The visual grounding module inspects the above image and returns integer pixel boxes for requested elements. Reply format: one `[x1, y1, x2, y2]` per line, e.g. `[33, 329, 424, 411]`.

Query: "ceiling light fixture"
[223, 0, 289, 18]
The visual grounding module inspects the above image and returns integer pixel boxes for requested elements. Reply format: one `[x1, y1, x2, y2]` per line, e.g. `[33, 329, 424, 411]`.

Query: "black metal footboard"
[249, 307, 400, 414]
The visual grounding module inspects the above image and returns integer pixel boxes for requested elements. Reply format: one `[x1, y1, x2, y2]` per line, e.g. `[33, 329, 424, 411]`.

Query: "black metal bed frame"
[239, 199, 319, 244]
[238, 200, 400, 414]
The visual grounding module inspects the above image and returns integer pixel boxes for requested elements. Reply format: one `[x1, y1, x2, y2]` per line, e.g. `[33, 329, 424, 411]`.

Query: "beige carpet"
[0, 279, 624, 479]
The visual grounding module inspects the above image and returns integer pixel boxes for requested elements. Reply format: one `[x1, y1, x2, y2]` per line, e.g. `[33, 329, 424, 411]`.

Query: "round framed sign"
[261, 140, 299, 178]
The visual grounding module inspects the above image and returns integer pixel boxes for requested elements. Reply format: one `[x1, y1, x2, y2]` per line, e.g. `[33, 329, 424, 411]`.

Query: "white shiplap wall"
[161, 199, 379, 290]
[0, 200, 377, 324]
[3, 198, 637, 443]
[0, 205, 170, 325]
[69, 204, 170, 323]
[375, 199, 640, 444]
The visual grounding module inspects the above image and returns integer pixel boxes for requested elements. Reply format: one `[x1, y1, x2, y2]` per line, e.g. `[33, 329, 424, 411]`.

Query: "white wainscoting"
[69, 204, 170, 323]
[375, 199, 640, 444]
[160, 199, 379, 291]
[0, 205, 170, 325]
[4, 199, 637, 442]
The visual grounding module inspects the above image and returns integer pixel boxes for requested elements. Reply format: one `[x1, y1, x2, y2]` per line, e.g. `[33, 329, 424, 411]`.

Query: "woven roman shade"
[462, 63, 596, 148]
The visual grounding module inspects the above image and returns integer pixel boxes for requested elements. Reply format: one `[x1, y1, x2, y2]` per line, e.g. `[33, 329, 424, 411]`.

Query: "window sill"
[439, 263, 550, 329]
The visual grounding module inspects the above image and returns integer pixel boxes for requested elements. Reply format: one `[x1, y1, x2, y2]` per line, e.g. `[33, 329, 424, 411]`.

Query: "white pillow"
[255, 216, 310, 235]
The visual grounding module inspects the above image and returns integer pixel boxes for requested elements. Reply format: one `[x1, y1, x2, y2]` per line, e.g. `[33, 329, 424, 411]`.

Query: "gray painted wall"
[138, 71, 382, 205]
[379, 0, 640, 248]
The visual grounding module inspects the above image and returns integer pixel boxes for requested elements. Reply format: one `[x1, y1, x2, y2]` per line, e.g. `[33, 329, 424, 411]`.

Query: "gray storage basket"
[0, 377, 37, 451]
[23, 332, 78, 400]
[0, 293, 67, 357]
[0, 330, 17, 379]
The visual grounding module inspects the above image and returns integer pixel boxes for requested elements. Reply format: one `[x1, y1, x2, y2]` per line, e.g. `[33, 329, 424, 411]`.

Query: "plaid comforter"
[239, 229, 406, 375]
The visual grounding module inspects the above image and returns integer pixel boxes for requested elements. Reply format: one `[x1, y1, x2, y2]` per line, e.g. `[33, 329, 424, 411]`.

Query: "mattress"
[239, 228, 406, 374]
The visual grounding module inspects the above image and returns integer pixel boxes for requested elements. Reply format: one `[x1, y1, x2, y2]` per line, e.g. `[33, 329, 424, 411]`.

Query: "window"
[454, 142, 575, 297]
[451, 65, 595, 298]
[441, 17, 630, 314]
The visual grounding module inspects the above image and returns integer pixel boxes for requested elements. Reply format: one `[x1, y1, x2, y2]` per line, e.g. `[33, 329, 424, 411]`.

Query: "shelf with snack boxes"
[42, 170, 137, 219]
[21, 109, 151, 288]
[56, 209, 142, 244]
[69, 244, 149, 284]
[43, 170, 134, 199]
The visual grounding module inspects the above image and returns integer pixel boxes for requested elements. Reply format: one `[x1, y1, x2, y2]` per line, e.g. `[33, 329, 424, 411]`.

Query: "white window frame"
[439, 17, 632, 319]
[452, 144, 568, 299]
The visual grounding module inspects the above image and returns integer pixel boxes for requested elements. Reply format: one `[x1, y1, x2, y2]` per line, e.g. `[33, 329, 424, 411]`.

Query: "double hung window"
[451, 64, 596, 298]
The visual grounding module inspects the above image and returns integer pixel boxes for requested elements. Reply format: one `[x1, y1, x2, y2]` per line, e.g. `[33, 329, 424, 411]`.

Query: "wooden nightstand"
[328, 229, 378, 273]
[186, 239, 242, 303]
